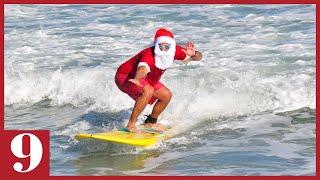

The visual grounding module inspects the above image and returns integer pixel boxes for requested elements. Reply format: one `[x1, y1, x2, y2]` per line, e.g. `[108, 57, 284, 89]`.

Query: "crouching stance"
[115, 28, 202, 132]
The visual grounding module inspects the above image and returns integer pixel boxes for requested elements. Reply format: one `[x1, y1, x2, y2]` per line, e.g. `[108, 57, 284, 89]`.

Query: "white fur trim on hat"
[137, 62, 151, 73]
[155, 36, 176, 45]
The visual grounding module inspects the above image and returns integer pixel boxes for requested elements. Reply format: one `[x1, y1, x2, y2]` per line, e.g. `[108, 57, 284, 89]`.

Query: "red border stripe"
[316, 1, 319, 177]
[1, 1, 319, 179]
[0, 3, 3, 133]
[2, 0, 318, 4]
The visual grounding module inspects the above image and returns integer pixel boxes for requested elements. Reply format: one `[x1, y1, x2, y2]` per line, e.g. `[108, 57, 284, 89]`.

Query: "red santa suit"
[115, 28, 187, 104]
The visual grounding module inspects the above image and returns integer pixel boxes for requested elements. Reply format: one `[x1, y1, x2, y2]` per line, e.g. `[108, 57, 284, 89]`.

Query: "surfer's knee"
[155, 88, 172, 102]
[159, 88, 172, 102]
[164, 89, 172, 102]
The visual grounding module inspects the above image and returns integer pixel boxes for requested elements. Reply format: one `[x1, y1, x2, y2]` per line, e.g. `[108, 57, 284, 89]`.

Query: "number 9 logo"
[10, 133, 43, 173]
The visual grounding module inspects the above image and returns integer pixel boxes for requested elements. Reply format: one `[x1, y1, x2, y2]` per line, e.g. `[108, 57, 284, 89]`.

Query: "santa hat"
[154, 28, 176, 45]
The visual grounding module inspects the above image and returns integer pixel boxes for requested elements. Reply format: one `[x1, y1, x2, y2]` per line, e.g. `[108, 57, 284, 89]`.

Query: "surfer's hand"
[129, 79, 143, 87]
[182, 41, 196, 57]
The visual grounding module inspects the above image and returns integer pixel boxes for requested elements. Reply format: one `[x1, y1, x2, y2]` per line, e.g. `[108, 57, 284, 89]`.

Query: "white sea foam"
[5, 59, 315, 129]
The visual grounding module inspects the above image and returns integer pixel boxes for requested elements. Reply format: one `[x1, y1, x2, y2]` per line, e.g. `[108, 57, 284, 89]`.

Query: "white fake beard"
[154, 43, 176, 70]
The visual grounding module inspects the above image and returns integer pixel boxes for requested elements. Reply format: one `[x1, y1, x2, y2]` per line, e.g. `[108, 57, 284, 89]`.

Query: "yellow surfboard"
[75, 127, 166, 147]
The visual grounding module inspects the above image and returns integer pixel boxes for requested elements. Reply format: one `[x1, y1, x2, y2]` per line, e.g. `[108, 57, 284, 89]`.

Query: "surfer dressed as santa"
[115, 28, 203, 132]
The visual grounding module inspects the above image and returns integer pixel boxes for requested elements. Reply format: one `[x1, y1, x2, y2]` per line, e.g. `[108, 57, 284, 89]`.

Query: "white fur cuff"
[137, 62, 151, 73]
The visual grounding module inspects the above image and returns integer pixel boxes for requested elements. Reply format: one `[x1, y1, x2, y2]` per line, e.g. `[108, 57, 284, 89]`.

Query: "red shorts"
[115, 72, 164, 105]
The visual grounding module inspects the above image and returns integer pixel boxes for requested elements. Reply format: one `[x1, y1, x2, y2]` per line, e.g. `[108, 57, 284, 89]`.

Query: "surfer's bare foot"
[144, 123, 167, 131]
[153, 123, 167, 131]
[126, 126, 145, 133]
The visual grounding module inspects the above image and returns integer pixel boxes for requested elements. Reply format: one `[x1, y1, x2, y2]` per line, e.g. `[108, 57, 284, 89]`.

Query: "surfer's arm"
[181, 50, 203, 63]
[128, 65, 149, 87]
[135, 66, 148, 80]
[190, 51, 202, 61]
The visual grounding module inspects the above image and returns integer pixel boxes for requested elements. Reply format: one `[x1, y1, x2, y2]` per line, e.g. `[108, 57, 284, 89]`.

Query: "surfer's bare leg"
[150, 86, 172, 119]
[127, 85, 154, 130]
[143, 87, 171, 131]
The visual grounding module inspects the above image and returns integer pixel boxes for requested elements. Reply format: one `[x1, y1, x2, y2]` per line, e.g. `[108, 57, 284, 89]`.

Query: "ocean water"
[4, 4, 316, 175]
